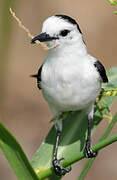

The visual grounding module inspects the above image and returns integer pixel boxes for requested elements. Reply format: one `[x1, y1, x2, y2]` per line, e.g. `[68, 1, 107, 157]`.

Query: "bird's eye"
[60, 29, 70, 37]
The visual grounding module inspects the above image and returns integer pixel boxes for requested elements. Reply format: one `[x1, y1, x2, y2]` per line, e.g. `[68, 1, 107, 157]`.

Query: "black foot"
[84, 140, 98, 158]
[52, 158, 71, 176]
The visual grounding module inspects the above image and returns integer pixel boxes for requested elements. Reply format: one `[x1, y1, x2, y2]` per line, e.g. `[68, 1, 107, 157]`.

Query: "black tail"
[30, 74, 38, 78]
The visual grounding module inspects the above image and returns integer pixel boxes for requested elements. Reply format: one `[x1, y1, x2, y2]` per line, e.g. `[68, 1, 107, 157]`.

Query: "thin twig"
[9, 8, 58, 50]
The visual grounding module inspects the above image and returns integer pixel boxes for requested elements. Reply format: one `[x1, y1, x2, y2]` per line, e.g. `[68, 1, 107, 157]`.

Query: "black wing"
[94, 60, 108, 83]
[31, 65, 43, 89]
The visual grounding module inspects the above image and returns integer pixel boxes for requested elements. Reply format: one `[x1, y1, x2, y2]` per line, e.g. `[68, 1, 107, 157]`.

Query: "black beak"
[31, 32, 58, 44]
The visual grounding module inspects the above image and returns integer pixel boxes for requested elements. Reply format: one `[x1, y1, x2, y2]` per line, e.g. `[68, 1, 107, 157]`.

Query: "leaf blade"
[0, 122, 39, 180]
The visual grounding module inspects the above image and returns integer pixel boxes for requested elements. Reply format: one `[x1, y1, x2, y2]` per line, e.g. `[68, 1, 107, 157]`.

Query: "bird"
[31, 15, 108, 176]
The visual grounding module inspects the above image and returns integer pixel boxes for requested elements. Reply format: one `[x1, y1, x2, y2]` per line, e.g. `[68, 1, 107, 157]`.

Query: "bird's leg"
[52, 119, 71, 176]
[84, 115, 98, 158]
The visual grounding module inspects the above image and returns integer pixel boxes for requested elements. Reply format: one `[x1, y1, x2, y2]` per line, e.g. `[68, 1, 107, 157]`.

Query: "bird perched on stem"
[31, 15, 108, 176]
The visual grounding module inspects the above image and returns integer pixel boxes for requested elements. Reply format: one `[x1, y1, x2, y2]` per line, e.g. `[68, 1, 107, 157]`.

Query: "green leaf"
[0, 122, 39, 180]
[108, 0, 117, 5]
[31, 67, 117, 179]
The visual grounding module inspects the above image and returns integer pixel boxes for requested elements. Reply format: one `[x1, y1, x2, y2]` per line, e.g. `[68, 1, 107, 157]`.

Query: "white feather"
[39, 16, 101, 119]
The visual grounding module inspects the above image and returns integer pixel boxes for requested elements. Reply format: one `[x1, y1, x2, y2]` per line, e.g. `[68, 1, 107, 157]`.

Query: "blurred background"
[0, 0, 117, 179]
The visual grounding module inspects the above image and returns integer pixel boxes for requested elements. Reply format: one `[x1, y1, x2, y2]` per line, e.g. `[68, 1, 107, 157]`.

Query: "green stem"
[37, 133, 117, 179]
[0, 0, 16, 107]
[78, 113, 117, 180]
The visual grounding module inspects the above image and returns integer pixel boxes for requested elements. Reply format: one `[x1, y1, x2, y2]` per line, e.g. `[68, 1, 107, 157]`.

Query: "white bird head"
[31, 15, 84, 49]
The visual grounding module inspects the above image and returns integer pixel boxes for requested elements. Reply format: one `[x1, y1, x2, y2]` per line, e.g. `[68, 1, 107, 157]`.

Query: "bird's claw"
[52, 158, 71, 176]
[84, 140, 98, 158]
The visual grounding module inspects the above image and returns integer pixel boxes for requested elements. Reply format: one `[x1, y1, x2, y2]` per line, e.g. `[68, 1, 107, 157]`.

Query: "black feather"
[94, 60, 108, 83]
[31, 74, 38, 78]
[31, 65, 43, 90]
[55, 14, 82, 34]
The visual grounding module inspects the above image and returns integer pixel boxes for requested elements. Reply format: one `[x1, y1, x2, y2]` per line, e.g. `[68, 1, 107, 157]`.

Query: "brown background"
[0, 0, 117, 179]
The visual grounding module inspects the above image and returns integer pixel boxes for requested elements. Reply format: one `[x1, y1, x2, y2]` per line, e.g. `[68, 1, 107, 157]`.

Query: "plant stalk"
[78, 113, 117, 180]
[37, 133, 117, 179]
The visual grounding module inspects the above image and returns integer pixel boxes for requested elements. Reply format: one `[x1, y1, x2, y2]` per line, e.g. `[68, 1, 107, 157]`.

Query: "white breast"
[41, 54, 101, 112]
